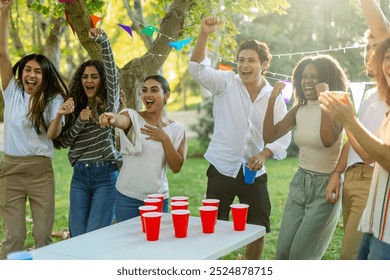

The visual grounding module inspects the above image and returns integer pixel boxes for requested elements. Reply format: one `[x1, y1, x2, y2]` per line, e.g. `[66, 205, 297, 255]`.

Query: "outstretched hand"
[99, 112, 116, 128]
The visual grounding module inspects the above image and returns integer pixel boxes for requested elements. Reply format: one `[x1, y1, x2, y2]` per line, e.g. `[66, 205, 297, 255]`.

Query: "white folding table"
[32, 213, 266, 260]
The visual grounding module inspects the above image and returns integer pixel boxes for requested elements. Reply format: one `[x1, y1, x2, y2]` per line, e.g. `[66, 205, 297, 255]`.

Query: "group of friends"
[0, 0, 389, 260]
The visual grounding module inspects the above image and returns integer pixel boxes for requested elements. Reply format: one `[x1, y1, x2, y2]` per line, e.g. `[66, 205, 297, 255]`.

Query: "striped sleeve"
[58, 117, 86, 148]
[95, 31, 120, 113]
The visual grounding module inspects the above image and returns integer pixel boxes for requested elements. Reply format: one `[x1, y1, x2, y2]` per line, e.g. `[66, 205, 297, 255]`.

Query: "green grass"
[0, 147, 343, 260]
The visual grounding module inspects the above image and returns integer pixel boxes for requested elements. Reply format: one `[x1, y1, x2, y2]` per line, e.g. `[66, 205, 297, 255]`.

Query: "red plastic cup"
[171, 196, 189, 203]
[138, 205, 158, 233]
[202, 199, 220, 223]
[199, 206, 218, 234]
[171, 209, 190, 238]
[171, 201, 189, 210]
[230, 203, 249, 231]
[147, 194, 165, 212]
[202, 198, 220, 208]
[144, 198, 162, 212]
[142, 212, 163, 241]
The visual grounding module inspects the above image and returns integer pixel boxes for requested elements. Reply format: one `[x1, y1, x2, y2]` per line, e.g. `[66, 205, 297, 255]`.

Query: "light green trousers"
[276, 168, 341, 260]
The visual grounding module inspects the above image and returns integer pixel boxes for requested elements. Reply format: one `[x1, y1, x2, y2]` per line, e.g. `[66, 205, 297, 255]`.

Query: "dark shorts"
[206, 164, 271, 232]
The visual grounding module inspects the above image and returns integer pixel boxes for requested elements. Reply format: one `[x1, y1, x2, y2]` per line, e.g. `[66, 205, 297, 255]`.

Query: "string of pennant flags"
[59, 5, 374, 113]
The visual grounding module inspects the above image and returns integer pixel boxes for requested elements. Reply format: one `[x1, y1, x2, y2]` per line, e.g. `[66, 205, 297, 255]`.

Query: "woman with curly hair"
[0, 0, 73, 259]
[58, 28, 121, 237]
[264, 54, 348, 259]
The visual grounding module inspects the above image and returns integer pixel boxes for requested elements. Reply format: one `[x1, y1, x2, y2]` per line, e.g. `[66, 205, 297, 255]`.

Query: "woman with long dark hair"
[99, 75, 187, 222]
[58, 28, 121, 237]
[0, 0, 72, 259]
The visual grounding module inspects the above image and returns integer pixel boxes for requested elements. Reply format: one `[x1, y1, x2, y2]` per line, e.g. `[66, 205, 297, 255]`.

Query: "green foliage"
[30, 0, 105, 19]
[86, 0, 105, 14]
[30, 0, 60, 18]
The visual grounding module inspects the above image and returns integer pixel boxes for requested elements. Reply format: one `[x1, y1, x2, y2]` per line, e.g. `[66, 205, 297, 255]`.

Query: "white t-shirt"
[2, 77, 64, 157]
[116, 109, 186, 201]
[347, 87, 388, 168]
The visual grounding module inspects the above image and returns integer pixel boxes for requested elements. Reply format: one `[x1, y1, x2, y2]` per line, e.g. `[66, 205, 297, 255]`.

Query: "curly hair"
[370, 36, 390, 106]
[53, 60, 108, 149]
[13, 53, 69, 134]
[292, 54, 348, 105]
[68, 60, 108, 123]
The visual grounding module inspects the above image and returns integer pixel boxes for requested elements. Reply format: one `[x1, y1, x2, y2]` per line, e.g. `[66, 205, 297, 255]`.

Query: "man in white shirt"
[325, 30, 388, 259]
[189, 16, 291, 259]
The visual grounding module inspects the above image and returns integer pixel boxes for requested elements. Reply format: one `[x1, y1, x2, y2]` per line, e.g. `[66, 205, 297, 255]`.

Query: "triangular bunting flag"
[280, 80, 293, 104]
[348, 82, 366, 114]
[118, 24, 133, 38]
[141, 26, 158, 37]
[219, 63, 234, 71]
[168, 38, 193, 50]
[90, 15, 103, 28]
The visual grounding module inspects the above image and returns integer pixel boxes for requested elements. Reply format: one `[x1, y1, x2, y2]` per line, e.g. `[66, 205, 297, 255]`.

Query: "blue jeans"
[114, 190, 168, 223]
[69, 161, 118, 237]
[357, 233, 390, 260]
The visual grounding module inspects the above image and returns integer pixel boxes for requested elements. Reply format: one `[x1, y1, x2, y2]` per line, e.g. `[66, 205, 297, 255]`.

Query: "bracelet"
[331, 170, 342, 177]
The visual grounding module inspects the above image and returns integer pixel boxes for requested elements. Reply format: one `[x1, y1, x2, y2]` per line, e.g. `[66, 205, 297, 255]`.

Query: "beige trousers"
[340, 163, 373, 260]
[0, 154, 55, 259]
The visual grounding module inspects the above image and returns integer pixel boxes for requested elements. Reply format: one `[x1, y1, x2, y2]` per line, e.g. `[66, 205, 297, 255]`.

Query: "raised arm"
[320, 109, 343, 147]
[0, 0, 14, 90]
[263, 81, 297, 143]
[90, 28, 120, 113]
[191, 16, 223, 63]
[99, 111, 132, 131]
[360, 0, 390, 41]
[319, 92, 390, 172]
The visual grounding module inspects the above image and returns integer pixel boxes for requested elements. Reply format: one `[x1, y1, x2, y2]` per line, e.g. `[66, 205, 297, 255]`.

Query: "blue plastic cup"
[243, 163, 257, 184]
[7, 251, 33, 260]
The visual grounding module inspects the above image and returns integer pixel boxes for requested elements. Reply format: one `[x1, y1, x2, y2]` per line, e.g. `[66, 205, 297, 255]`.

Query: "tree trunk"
[65, 0, 194, 109]
[121, 0, 195, 110]
[64, 0, 101, 60]
[43, 17, 66, 69]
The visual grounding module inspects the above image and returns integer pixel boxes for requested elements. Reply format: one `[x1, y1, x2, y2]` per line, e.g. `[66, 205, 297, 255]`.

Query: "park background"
[1, 0, 389, 260]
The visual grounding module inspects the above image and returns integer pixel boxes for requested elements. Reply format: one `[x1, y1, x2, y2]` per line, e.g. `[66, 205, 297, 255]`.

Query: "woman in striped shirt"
[58, 28, 121, 237]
